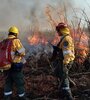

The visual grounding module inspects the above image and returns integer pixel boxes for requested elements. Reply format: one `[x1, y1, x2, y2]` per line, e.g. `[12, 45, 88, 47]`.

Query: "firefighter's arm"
[14, 39, 25, 57]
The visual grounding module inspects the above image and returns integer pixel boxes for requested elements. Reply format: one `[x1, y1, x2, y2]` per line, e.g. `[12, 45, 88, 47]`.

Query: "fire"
[27, 29, 89, 64]
[27, 29, 89, 60]
[27, 32, 48, 45]
[27, 30, 89, 48]
[73, 32, 89, 48]
[27, 31, 60, 46]
[27, 34, 40, 45]
[72, 31, 89, 63]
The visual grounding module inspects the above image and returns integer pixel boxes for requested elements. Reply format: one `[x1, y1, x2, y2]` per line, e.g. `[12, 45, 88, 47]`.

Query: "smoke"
[0, 0, 75, 32]
[1, 0, 89, 51]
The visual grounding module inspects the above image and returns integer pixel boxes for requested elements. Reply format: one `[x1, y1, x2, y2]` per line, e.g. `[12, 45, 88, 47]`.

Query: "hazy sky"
[0, 0, 90, 32]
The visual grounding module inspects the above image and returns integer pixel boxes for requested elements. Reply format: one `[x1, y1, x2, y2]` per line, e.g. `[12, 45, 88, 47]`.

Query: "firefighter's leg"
[13, 71, 27, 100]
[4, 73, 13, 100]
[59, 67, 73, 100]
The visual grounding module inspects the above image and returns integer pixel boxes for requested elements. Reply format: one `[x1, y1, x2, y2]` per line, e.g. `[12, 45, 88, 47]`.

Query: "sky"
[0, 0, 90, 32]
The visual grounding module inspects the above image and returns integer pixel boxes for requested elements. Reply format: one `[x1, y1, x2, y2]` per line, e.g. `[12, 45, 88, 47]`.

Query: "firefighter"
[4, 26, 27, 100]
[55, 22, 75, 100]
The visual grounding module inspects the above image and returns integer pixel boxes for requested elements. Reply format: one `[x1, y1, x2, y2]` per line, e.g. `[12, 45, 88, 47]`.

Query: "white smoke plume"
[0, 0, 74, 32]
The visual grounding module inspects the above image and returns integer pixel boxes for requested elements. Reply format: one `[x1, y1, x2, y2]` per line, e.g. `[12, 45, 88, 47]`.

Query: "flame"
[27, 30, 89, 48]
[72, 30, 89, 59]
[74, 32, 89, 48]
[27, 27, 89, 60]
[27, 32, 48, 45]
[28, 34, 39, 45]
[27, 32, 60, 45]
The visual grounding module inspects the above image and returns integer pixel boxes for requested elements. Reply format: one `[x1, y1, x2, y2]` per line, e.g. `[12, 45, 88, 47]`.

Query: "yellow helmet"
[60, 28, 70, 35]
[9, 26, 19, 35]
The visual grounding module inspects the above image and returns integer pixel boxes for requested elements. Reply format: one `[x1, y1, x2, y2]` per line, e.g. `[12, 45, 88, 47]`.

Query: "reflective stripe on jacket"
[59, 35, 75, 65]
[8, 35, 26, 63]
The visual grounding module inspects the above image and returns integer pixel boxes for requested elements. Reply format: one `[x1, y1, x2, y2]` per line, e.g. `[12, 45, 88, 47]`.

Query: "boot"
[4, 95, 12, 100]
[59, 89, 74, 100]
[65, 90, 74, 100]
[67, 92, 73, 100]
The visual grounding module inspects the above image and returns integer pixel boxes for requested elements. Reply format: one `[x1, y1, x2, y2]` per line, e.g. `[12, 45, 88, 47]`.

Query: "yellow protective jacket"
[8, 35, 26, 63]
[59, 34, 75, 65]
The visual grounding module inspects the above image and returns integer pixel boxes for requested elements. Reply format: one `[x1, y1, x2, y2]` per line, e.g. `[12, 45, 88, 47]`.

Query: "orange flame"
[27, 28, 89, 60]
[27, 32, 48, 45]
[72, 30, 89, 59]
[27, 32, 60, 45]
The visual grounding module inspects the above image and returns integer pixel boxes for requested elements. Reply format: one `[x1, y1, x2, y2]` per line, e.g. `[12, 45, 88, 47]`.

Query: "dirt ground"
[0, 57, 90, 100]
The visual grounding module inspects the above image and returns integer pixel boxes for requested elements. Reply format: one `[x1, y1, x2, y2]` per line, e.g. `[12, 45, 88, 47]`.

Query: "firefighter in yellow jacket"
[4, 26, 27, 100]
[55, 22, 75, 100]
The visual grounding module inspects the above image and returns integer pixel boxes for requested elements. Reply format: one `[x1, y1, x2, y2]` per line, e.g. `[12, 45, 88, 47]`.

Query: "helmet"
[56, 22, 67, 32]
[56, 22, 70, 34]
[9, 26, 19, 35]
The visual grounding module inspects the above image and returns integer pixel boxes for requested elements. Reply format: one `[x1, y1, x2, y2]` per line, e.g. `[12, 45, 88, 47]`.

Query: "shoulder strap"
[6, 38, 17, 42]
[57, 34, 69, 47]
